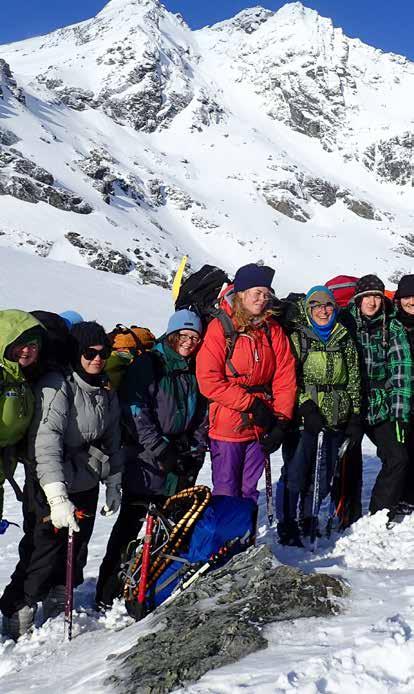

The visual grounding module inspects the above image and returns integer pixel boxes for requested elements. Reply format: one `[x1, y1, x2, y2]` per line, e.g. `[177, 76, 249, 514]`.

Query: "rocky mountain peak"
[209, 6, 274, 34]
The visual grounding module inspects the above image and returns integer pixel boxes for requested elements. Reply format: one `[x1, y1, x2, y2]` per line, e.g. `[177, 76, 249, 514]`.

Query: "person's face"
[10, 341, 40, 368]
[400, 296, 414, 316]
[360, 295, 382, 318]
[80, 344, 108, 374]
[240, 287, 272, 316]
[310, 302, 335, 326]
[175, 330, 201, 357]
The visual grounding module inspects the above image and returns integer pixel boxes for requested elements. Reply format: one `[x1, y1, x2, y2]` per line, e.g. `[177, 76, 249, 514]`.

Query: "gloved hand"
[344, 414, 364, 448]
[260, 419, 288, 455]
[395, 419, 409, 444]
[299, 400, 325, 435]
[43, 482, 79, 532]
[249, 397, 275, 431]
[101, 472, 122, 516]
[157, 446, 177, 474]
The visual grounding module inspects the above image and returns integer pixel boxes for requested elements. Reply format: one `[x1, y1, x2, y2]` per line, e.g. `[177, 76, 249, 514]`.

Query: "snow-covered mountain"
[0, 0, 413, 301]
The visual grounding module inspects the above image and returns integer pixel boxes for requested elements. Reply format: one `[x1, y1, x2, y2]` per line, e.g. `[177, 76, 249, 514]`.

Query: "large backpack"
[122, 487, 255, 620]
[175, 264, 230, 323]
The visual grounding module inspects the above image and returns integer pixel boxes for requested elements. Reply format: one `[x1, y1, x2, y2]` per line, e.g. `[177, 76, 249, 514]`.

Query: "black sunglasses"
[82, 346, 111, 361]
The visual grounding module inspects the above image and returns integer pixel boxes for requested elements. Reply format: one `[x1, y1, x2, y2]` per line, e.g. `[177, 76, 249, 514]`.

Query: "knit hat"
[325, 275, 358, 307]
[353, 274, 385, 301]
[305, 285, 336, 313]
[70, 321, 111, 364]
[395, 275, 414, 300]
[233, 263, 275, 293]
[166, 310, 202, 337]
[110, 325, 156, 352]
[60, 310, 84, 329]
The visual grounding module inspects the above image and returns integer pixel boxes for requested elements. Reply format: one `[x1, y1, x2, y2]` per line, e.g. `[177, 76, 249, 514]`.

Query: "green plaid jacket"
[348, 302, 412, 425]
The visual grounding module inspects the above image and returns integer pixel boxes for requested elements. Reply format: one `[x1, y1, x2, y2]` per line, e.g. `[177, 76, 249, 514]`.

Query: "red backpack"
[325, 275, 359, 307]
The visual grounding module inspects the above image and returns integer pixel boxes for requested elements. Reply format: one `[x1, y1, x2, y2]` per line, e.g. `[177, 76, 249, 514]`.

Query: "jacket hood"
[0, 310, 45, 363]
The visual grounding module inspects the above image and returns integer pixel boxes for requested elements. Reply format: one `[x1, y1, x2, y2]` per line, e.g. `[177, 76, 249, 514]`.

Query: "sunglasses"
[178, 333, 201, 345]
[82, 346, 111, 361]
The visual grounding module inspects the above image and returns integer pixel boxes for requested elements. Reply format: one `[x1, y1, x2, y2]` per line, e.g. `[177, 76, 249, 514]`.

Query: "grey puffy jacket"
[28, 370, 122, 493]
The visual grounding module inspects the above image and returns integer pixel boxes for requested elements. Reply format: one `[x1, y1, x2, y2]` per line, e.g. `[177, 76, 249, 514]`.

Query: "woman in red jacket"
[196, 263, 296, 502]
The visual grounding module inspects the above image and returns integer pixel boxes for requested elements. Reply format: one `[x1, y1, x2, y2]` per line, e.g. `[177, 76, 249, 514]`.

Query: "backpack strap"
[214, 309, 240, 377]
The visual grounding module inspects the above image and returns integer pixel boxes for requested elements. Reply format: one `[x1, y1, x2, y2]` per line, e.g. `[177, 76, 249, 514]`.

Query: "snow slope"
[0, 0, 413, 297]
[2, 441, 414, 693]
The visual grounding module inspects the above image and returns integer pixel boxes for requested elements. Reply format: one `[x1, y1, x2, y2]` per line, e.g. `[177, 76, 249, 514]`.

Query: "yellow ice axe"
[172, 255, 188, 302]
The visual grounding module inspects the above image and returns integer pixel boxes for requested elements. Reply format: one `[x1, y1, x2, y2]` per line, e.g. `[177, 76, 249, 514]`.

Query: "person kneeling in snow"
[0, 321, 122, 641]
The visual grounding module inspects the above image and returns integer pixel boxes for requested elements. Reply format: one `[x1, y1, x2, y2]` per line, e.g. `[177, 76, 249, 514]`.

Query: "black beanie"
[354, 274, 385, 301]
[233, 263, 275, 293]
[395, 275, 414, 300]
[70, 321, 110, 365]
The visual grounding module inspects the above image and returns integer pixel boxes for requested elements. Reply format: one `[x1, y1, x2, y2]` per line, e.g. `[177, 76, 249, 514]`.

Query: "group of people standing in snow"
[1, 263, 414, 640]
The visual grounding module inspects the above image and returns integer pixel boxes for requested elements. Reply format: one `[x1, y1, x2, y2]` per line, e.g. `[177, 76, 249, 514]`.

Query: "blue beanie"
[305, 285, 336, 312]
[166, 309, 203, 337]
[60, 310, 84, 329]
[233, 263, 275, 293]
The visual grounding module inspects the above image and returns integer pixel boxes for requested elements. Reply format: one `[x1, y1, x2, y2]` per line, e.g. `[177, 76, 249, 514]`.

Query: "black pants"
[366, 420, 409, 514]
[95, 494, 162, 607]
[0, 476, 99, 617]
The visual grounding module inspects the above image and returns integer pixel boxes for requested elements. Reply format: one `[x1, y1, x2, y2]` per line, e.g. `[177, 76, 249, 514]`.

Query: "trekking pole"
[135, 504, 156, 620]
[264, 455, 274, 526]
[62, 509, 92, 642]
[64, 526, 75, 642]
[309, 430, 325, 552]
[326, 437, 351, 538]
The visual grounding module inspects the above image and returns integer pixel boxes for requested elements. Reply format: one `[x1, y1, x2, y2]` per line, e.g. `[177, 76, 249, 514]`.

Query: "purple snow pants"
[209, 438, 266, 503]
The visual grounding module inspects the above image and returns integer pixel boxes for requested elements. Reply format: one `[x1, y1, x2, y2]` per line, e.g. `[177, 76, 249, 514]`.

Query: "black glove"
[249, 397, 275, 431]
[157, 446, 177, 473]
[344, 414, 364, 448]
[260, 420, 288, 455]
[299, 400, 325, 435]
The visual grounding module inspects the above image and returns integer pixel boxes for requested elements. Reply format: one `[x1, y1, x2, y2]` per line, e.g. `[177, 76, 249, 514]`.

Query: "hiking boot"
[277, 520, 304, 548]
[300, 517, 321, 538]
[2, 604, 37, 641]
[42, 585, 66, 621]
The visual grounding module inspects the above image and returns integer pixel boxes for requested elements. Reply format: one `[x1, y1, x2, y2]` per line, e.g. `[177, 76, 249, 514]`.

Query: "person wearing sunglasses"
[0, 321, 122, 640]
[275, 285, 361, 546]
[95, 309, 207, 609]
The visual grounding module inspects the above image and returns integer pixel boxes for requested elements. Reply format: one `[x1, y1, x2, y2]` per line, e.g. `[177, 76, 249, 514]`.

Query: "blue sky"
[0, 1, 413, 60]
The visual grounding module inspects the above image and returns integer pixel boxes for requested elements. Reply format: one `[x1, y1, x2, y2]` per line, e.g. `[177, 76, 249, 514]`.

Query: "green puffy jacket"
[290, 301, 361, 428]
[0, 310, 44, 518]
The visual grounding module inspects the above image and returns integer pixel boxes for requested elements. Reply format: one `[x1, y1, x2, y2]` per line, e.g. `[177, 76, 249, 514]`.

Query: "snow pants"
[0, 473, 98, 617]
[210, 438, 266, 503]
[276, 430, 344, 522]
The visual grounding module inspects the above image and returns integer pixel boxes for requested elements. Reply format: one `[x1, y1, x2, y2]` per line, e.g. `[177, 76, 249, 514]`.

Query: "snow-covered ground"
[2, 439, 414, 693]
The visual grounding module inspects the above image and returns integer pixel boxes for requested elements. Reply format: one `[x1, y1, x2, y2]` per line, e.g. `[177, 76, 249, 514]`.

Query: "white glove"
[43, 482, 80, 532]
[101, 472, 122, 517]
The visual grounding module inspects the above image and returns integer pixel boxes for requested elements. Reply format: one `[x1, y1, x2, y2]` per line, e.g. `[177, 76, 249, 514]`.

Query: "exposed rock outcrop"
[106, 545, 346, 694]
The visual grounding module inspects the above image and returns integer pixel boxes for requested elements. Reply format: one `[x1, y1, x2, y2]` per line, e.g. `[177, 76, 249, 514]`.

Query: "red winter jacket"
[196, 292, 297, 443]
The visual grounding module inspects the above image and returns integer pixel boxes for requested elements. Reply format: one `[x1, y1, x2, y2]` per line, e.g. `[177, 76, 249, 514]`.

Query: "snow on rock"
[0, 0, 413, 292]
